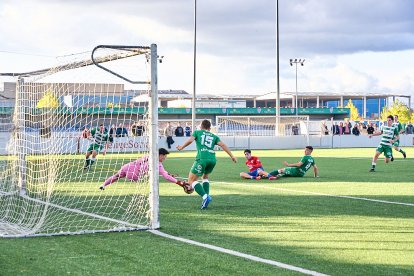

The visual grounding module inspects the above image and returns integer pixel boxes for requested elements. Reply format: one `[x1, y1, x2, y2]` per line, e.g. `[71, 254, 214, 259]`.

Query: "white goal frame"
[0, 44, 160, 237]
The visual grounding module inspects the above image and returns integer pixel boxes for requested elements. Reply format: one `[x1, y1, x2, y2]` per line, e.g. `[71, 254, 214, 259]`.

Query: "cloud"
[1, 0, 414, 96]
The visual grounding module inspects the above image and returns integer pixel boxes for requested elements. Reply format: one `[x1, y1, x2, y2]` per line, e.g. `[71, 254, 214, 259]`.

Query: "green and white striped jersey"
[90, 128, 109, 146]
[379, 125, 399, 147]
[393, 121, 403, 133]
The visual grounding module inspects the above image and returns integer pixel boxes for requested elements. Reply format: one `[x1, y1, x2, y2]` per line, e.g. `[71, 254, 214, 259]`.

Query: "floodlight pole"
[275, 0, 280, 136]
[191, 0, 197, 132]
[289, 59, 305, 115]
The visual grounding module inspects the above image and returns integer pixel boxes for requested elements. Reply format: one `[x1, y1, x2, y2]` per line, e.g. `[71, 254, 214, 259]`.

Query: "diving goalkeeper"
[99, 148, 192, 193]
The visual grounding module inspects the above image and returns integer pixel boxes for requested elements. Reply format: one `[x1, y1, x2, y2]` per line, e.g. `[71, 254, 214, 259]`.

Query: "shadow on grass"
[160, 193, 414, 276]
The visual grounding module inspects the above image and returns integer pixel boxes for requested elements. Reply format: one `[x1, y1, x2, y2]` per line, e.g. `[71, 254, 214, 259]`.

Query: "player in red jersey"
[240, 149, 265, 180]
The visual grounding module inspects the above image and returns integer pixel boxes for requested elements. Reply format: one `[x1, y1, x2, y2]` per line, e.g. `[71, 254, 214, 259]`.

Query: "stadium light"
[290, 58, 305, 115]
[275, 0, 280, 136]
[192, 0, 197, 132]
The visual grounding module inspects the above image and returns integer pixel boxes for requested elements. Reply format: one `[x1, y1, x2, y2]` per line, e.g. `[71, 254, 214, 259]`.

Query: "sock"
[202, 179, 210, 195]
[192, 182, 206, 197]
[90, 158, 96, 166]
[85, 158, 91, 167]
[399, 149, 405, 154]
[371, 162, 376, 169]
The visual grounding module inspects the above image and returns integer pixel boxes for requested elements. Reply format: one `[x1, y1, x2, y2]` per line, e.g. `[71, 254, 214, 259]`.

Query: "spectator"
[352, 123, 360, 136]
[164, 122, 175, 149]
[184, 122, 192, 137]
[338, 122, 344, 135]
[359, 122, 367, 135]
[116, 123, 128, 137]
[81, 127, 89, 138]
[136, 122, 145, 136]
[109, 124, 117, 139]
[292, 125, 299, 135]
[405, 122, 414, 134]
[331, 123, 340, 135]
[344, 120, 351, 135]
[131, 122, 138, 136]
[320, 121, 329, 135]
[174, 122, 184, 137]
[361, 122, 367, 132]
[367, 122, 375, 135]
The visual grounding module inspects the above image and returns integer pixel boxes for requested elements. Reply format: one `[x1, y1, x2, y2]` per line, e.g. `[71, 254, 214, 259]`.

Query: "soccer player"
[240, 149, 264, 180]
[84, 124, 112, 170]
[176, 119, 237, 209]
[369, 115, 400, 172]
[258, 146, 318, 179]
[391, 115, 407, 161]
[99, 148, 187, 190]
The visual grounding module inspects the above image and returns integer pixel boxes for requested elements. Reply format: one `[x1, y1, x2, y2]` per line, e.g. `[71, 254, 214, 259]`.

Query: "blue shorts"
[247, 167, 264, 177]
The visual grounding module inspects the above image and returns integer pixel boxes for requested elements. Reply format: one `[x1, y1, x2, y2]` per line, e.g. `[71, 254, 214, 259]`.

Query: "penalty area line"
[149, 230, 328, 276]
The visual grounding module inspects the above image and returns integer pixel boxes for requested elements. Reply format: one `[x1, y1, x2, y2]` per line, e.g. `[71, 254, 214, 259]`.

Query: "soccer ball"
[183, 184, 194, 194]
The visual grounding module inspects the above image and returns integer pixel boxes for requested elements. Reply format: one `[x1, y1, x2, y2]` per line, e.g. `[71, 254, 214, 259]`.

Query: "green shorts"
[87, 143, 104, 153]
[282, 167, 304, 177]
[392, 140, 400, 147]
[376, 145, 393, 159]
[190, 159, 216, 176]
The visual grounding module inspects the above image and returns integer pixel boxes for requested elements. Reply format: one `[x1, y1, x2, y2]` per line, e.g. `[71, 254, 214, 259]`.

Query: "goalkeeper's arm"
[158, 163, 178, 183]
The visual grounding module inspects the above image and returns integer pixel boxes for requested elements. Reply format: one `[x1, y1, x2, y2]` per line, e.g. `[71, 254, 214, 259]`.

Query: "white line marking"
[150, 230, 329, 276]
[230, 183, 414, 207]
[274, 187, 414, 206]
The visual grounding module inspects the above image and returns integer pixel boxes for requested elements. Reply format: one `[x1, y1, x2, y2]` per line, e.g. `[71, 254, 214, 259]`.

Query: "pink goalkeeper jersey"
[120, 156, 177, 183]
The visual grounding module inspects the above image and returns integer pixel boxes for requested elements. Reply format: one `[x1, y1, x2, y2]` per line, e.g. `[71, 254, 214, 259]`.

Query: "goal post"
[0, 44, 159, 237]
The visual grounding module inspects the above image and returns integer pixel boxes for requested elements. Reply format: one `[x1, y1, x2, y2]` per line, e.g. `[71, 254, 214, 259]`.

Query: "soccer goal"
[0, 44, 160, 237]
[216, 115, 310, 137]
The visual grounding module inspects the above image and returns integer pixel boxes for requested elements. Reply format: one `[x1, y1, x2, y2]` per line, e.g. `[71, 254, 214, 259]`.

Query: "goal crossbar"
[0, 45, 150, 80]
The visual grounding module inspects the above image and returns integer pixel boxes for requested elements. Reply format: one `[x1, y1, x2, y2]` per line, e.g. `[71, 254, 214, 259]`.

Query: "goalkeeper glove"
[176, 180, 194, 194]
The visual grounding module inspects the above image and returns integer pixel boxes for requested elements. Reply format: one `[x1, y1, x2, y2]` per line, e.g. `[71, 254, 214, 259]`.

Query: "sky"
[1, 0, 414, 99]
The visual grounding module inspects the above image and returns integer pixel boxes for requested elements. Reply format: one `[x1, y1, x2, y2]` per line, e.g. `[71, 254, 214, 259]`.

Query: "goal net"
[216, 115, 310, 137]
[0, 44, 159, 237]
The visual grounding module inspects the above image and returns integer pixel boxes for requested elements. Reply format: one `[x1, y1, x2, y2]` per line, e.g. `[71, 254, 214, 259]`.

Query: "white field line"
[150, 230, 329, 276]
[230, 183, 414, 207]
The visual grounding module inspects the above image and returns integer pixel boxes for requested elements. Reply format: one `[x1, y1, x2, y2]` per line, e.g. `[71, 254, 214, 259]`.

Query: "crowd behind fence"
[1, 117, 414, 138]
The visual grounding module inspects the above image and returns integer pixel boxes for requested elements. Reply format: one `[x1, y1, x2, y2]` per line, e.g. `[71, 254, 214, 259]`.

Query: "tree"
[380, 100, 410, 123]
[345, 99, 360, 121]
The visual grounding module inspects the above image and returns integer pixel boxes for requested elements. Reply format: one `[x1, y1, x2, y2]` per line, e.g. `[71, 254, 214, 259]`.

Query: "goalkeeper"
[99, 148, 192, 193]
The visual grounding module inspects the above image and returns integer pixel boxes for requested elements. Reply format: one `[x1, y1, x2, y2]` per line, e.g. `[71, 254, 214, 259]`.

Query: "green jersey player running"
[391, 114, 406, 161]
[84, 124, 112, 170]
[258, 146, 318, 180]
[176, 119, 237, 209]
[369, 115, 400, 172]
